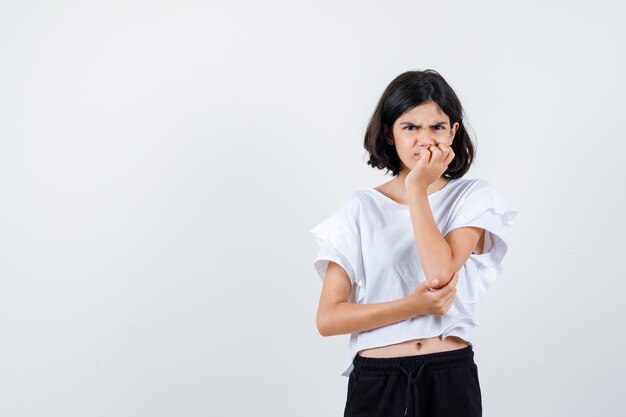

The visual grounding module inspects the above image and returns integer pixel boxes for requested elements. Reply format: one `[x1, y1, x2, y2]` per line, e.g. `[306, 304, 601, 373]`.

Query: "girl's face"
[384, 100, 459, 175]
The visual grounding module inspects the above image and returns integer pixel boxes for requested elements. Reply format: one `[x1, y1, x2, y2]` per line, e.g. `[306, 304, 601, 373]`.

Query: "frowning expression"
[384, 100, 459, 173]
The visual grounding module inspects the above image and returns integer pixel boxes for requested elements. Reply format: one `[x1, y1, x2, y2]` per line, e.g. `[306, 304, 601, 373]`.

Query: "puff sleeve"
[444, 180, 518, 304]
[309, 212, 365, 304]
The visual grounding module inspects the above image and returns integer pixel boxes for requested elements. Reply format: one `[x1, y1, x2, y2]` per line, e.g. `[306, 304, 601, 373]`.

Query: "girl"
[309, 69, 518, 417]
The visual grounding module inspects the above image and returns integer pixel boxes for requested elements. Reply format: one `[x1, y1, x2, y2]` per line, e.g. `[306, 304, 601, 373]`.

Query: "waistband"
[352, 346, 475, 417]
[352, 345, 475, 377]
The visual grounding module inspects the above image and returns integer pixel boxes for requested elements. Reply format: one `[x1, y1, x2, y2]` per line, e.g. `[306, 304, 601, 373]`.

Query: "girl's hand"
[404, 143, 455, 191]
[401, 272, 458, 317]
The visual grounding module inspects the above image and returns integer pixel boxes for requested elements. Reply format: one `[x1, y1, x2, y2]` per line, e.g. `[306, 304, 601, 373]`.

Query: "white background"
[1, 1, 624, 416]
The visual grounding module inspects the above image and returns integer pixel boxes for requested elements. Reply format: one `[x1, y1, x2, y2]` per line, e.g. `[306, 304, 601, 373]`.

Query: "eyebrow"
[400, 121, 449, 126]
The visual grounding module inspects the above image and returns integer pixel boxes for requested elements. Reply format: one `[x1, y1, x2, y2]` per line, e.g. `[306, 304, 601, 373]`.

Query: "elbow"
[428, 269, 457, 287]
[316, 313, 331, 337]
[317, 302, 349, 337]
[317, 308, 343, 337]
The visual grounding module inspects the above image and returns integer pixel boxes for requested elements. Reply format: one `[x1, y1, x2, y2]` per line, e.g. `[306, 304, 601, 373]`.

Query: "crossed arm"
[316, 188, 485, 337]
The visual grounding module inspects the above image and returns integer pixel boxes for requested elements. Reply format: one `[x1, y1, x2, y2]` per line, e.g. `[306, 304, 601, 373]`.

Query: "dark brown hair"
[364, 69, 475, 178]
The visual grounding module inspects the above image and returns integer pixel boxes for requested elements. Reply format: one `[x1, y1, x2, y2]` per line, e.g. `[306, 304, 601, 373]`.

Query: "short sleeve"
[444, 180, 519, 304]
[309, 214, 365, 303]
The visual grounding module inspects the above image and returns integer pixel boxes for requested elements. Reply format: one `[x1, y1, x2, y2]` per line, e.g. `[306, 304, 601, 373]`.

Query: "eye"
[433, 126, 445, 130]
[404, 126, 416, 130]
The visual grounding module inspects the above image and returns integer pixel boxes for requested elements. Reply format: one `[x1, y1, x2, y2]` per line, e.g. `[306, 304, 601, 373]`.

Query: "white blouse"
[309, 177, 518, 377]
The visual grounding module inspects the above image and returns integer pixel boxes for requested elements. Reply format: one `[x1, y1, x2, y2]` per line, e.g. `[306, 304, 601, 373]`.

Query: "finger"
[441, 287, 454, 304]
[416, 151, 428, 166]
[424, 279, 438, 290]
[443, 273, 458, 291]
[438, 288, 455, 311]
[429, 144, 442, 159]
[436, 281, 454, 298]
[444, 293, 455, 311]
[444, 146, 455, 165]
[428, 145, 441, 162]
[444, 285, 457, 304]
[436, 143, 453, 166]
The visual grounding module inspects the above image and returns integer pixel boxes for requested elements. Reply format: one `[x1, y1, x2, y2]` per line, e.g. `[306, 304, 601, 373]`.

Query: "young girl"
[309, 69, 518, 417]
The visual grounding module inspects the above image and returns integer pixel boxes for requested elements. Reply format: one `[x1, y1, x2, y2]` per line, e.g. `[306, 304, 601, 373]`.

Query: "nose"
[417, 137, 437, 148]
[415, 130, 437, 146]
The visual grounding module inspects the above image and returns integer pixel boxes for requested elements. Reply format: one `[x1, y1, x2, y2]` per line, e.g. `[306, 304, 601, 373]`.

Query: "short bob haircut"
[364, 69, 475, 178]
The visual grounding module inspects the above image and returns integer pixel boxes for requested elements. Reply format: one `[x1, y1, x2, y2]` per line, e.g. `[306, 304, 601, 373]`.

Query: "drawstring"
[398, 362, 427, 416]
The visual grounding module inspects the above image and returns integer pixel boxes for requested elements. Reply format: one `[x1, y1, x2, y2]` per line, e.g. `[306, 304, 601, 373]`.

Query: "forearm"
[318, 298, 416, 336]
[407, 186, 454, 287]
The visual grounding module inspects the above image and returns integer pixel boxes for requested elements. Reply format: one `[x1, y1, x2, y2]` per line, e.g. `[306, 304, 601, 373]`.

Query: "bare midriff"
[357, 335, 469, 358]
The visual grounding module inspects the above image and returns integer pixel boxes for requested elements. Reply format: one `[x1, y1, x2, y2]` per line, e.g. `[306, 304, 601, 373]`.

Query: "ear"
[383, 124, 394, 145]
[450, 122, 460, 144]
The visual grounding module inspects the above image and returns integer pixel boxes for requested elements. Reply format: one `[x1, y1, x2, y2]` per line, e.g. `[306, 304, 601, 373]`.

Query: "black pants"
[344, 345, 482, 417]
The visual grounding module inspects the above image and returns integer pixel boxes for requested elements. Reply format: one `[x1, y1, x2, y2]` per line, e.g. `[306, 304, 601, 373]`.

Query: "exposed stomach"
[357, 335, 469, 358]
